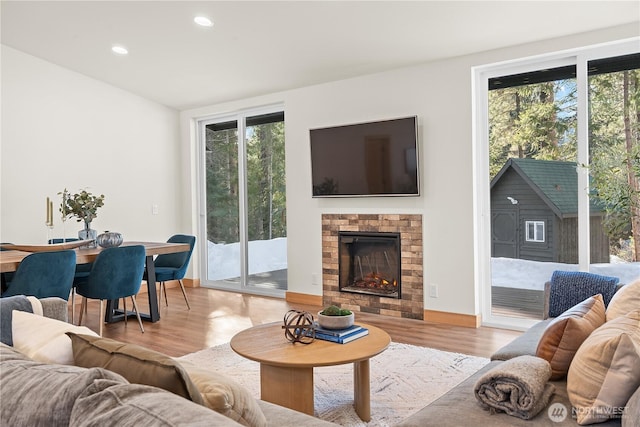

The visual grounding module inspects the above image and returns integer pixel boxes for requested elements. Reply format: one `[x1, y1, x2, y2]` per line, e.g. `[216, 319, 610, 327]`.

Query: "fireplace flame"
[353, 272, 398, 292]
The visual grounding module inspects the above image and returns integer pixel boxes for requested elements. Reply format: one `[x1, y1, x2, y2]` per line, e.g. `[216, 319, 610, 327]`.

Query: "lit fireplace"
[339, 231, 401, 298]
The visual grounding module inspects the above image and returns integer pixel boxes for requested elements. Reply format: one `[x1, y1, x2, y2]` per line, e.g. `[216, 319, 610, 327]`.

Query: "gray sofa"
[398, 317, 639, 427]
[3, 296, 638, 427]
[0, 297, 337, 427]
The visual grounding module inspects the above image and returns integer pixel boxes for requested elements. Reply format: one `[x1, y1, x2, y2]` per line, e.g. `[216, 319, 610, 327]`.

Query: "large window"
[475, 41, 639, 329]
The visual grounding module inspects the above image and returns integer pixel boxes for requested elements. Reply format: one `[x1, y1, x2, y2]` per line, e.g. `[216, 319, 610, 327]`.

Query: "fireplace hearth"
[339, 232, 401, 298]
[322, 214, 424, 320]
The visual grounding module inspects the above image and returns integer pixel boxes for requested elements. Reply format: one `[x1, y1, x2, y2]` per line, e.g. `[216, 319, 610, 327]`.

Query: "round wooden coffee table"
[230, 321, 390, 421]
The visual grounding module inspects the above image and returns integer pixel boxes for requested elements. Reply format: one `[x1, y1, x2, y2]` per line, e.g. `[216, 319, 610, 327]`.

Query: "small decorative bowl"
[317, 311, 355, 330]
[96, 231, 123, 248]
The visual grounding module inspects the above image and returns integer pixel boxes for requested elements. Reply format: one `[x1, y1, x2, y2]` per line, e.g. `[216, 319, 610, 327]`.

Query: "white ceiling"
[2, 1, 639, 110]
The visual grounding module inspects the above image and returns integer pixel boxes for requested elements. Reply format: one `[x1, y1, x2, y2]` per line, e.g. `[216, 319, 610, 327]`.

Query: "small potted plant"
[317, 305, 354, 330]
[59, 188, 105, 247]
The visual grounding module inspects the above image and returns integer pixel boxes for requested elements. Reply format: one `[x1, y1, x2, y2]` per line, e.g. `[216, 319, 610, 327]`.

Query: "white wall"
[1, 46, 183, 244]
[181, 23, 639, 318]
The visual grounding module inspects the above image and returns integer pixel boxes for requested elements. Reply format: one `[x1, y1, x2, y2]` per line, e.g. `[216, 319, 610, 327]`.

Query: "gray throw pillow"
[0, 349, 127, 427]
[0, 295, 33, 345]
[69, 379, 244, 427]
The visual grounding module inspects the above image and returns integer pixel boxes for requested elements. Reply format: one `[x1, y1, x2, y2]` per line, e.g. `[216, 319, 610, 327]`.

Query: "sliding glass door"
[199, 106, 287, 296]
[476, 41, 639, 328]
[488, 65, 578, 321]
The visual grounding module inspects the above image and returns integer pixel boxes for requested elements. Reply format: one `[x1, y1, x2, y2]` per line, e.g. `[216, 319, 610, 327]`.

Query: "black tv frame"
[310, 116, 420, 198]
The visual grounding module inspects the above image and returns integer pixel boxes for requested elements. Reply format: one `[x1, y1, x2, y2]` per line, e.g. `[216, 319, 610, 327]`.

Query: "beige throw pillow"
[536, 294, 605, 380]
[67, 333, 203, 405]
[11, 310, 98, 365]
[606, 278, 640, 321]
[179, 360, 267, 427]
[567, 310, 640, 425]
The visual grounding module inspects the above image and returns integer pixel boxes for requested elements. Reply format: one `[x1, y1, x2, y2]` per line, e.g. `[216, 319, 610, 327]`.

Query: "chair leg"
[78, 297, 86, 325]
[70, 287, 76, 325]
[99, 300, 104, 337]
[122, 298, 127, 326]
[161, 282, 168, 307]
[178, 279, 191, 310]
[130, 296, 144, 333]
[156, 282, 162, 308]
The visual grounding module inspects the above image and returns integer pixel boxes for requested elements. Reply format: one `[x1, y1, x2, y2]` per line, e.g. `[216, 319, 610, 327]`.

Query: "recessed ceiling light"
[194, 16, 213, 27]
[111, 45, 128, 55]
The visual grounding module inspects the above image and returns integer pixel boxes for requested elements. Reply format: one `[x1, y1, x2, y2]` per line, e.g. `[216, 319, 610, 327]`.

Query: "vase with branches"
[59, 188, 105, 247]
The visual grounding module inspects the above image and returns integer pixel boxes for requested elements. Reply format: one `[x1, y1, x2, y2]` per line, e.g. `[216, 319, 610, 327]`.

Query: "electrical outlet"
[429, 284, 438, 298]
[312, 273, 322, 285]
[152, 204, 159, 215]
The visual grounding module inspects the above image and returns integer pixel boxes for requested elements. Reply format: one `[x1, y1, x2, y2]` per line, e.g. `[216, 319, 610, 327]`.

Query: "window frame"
[472, 37, 639, 330]
[525, 220, 545, 243]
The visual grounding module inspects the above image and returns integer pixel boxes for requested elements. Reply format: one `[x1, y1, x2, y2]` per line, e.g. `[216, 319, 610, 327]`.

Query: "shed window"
[525, 221, 545, 242]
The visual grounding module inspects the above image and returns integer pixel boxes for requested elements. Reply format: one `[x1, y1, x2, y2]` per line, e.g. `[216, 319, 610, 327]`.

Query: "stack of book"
[313, 324, 369, 344]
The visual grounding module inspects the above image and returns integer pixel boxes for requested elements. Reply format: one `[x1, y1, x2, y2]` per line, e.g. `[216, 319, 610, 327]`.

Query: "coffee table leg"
[354, 359, 371, 421]
[260, 364, 314, 415]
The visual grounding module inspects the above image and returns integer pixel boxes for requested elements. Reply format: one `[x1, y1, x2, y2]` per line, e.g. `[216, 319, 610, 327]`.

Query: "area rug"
[178, 341, 489, 426]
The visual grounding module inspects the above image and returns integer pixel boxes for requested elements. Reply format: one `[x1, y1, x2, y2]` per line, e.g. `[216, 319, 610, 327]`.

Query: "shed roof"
[490, 158, 603, 218]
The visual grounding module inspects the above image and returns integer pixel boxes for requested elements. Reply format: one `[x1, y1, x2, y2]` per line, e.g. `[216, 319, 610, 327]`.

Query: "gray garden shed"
[490, 158, 609, 264]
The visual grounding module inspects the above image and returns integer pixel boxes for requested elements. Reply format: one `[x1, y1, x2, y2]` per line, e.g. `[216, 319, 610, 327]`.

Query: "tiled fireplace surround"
[322, 214, 424, 320]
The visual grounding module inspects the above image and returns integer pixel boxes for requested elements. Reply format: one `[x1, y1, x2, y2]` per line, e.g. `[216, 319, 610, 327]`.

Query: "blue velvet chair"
[543, 270, 621, 318]
[49, 238, 92, 323]
[1, 250, 76, 300]
[76, 245, 146, 336]
[0, 243, 14, 293]
[145, 234, 196, 309]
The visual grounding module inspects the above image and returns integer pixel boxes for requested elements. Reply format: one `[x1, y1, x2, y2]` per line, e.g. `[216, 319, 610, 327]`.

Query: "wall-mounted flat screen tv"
[310, 116, 419, 197]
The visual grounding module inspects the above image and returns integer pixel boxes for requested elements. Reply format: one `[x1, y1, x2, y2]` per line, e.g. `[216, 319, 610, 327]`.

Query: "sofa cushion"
[536, 294, 605, 380]
[491, 319, 552, 361]
[67, 333, 204, 405]
[567, 310, 640, 425]
[622, 385, 640, 427]
[39, 296, 69, 322]
[179, 360, 267, 427]
[0, 343, 128, 427]
[0, 342, 30, 362]
[12, 310, 98, 365]
[395, 359, 619, 427]
[69, 379, 244, 427]
[606, 278, 640, 321]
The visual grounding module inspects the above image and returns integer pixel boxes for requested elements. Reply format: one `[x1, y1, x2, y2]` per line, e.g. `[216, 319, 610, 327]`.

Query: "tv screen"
[310, 116, 419, 197]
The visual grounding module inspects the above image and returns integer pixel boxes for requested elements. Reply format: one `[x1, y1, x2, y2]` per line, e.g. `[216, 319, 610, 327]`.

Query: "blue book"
[315, 327, 369, 344]
[313, 324, 363, 337]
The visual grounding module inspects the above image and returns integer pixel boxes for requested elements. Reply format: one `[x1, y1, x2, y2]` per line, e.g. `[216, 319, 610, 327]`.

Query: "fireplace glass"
[338, 231, 401, 298]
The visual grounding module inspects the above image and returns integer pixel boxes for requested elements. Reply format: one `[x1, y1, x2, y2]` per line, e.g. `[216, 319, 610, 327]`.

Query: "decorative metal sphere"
[282, 310, 315, 344]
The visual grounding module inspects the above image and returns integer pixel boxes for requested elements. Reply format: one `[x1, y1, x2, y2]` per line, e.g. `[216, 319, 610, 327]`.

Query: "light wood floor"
[75, 286, 522, 358]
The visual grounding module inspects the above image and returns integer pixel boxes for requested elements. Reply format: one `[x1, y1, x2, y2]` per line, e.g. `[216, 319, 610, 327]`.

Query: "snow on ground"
[207, 237, 287, 280]
[492, 257, 639, 290]
[206, 237, 638, 290]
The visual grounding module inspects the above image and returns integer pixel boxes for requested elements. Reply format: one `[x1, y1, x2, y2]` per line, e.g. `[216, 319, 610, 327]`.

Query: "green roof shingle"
[492, 158, 603, 217]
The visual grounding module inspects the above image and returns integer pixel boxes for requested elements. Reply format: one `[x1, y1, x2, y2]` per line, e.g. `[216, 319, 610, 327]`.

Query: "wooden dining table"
[0, 241, 190, 323]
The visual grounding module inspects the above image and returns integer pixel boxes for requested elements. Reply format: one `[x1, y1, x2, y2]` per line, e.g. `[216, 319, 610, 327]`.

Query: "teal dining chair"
[49, 238, 92, 324]
[0, 243, 14, 293]
[76, 245, 146, 336]
[145, 234, 196, 309]
[1, 250, 76, 300]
